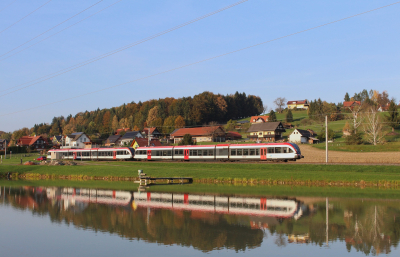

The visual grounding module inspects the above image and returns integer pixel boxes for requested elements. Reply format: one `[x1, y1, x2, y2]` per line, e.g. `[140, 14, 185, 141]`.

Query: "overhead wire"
[0, 0, 53, 35]
[1, 1, 399, 117]
[0, 0, 105, 59]
[0, 0, 123, 62]
[0, 0, 250, 95]
[0, 0, 18, 15]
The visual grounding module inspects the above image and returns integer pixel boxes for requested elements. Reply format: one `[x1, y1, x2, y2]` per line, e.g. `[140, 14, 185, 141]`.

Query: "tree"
[344, 92, 350, 101]
[363, 107, 385, 145]
[317, 127, 335, 141]
[345, 129, 363, 145]
[146, 106, 160, 127]
[178, 134, 195, 145]
[162, 116, 176, 134]
[225, 119, 236, 131]
[268, 110, 277, 122]
[111, 115, 119, 131]
[386, 100, 399, 131]
[285, 109, 293, 123]
[273, 97, 286, 113]
[175, 115, 185, 128]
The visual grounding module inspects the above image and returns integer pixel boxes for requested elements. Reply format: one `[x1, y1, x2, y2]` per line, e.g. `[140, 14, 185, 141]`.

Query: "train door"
[113, 151, 116, 160]
[184, 149, 189, 160]
[147, 150, 151, 160]
[260, 148, 267, 160]
[260, 198, 267, 210]
[73, 152, 77, 160]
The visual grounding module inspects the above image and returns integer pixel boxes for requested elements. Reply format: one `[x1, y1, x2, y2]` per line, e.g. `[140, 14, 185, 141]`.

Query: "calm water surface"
[0, 185, 399, 256]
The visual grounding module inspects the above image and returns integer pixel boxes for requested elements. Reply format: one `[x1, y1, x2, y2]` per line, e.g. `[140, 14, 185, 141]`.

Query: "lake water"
[1, 185, 399, 256]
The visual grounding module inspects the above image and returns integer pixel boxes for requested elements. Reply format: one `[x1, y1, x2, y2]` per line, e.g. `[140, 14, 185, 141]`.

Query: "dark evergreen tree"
[285, 109, 293, 123]
[268, 110, 277, 122]
[179, 134, 196, 145]
[344, 92, 350, 101]
[386, 100, 399, 131]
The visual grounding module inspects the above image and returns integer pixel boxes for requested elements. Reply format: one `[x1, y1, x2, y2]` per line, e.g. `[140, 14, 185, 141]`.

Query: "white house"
[288, 129, 319, 144]
[63, 132, 91, 149]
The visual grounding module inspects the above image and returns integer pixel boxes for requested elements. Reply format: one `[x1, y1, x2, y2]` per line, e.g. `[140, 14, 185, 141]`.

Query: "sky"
[0, 0, 399, 132]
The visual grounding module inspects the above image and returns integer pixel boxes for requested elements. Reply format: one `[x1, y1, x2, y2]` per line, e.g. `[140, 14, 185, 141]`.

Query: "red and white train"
[135, 143, 303, 162]
[47, 143, 303, 162]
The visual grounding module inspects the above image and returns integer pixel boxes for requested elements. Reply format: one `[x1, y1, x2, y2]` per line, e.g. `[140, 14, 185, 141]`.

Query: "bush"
[299, 118, 313, 126]
[178, 134, 196, 145]
[345, 131, 363, 145]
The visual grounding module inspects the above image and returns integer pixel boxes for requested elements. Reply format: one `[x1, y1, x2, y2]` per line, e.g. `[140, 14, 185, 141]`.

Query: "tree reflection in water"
[1, 186, 400, 255]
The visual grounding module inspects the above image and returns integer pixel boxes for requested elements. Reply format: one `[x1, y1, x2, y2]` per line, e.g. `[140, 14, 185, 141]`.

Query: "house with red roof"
[170, 126, 226, 144]
[250, 116, 269, 124]
[287, 100, 309, 110]
[343, 101, 361, 110]
[143, 127, 162, 138]
[131, 138, 162, 149]
[16, 136, 48, 151]
[226, 131, 242, 140]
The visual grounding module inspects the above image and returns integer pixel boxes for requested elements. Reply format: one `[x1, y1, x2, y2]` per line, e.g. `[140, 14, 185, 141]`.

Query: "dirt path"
[297, 144, 400, 164]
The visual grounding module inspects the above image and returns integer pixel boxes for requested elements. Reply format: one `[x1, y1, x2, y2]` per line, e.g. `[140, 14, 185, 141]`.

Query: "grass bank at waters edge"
[2, 179, 400, 200]
[1, 162, 400, 183]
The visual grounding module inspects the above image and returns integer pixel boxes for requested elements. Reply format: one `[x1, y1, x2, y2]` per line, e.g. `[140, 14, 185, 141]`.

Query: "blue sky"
[0, 0, 399, 132]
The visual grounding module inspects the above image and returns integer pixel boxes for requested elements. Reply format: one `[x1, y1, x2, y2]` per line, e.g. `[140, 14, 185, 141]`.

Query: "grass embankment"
[1, 162, 400, 185]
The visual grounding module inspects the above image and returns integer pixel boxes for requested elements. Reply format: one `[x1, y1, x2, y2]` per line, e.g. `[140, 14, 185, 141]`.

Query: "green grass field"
[1, 161, 400, 183]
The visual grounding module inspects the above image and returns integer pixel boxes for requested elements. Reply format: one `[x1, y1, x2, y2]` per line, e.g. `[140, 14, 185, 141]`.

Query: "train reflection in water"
[50, 187, 304, 220]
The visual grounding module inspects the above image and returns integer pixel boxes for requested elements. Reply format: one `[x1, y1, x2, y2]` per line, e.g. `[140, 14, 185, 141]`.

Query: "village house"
[343, 101, 361, 110]
[235, 120, 249, 130]
[131, 138, 162, 149]
[226, 131, 243, 141]
[247, 122, 286, 142]
[378, 104, 390, 112]
[142, 127, 162, 139]
[170, 126, 226, 144]
[287, 100, 309, 110]
[120, 131, 143, 146]
[50, 135, 64, 147]
[249, 116, 269, 124]
[0, 139, 9, 150]
[62, 132, 91, 149]
[288, 129, 319, 144]
[115, 128, 131, 135]
[104, 135, 122, 147]
[16, 136, 48, 151]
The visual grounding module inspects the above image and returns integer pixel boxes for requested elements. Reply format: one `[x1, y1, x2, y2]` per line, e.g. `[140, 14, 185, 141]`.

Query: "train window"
[231, 149, 236, 156]
[243, 149, 249, 155]
[256, 149, 259, 155]
[192, 150, 197, 156]
[283, 148, 287, 153]
[197, 150, 202, 156]
[275, 147, 282, 153]
[250, 149, 255, 155]
[203, 150, 207, 156]
[174, 150, 179, 155]
[268, 148, 274, 153]
[208, 150, 214, 156]
[92, 151, 97, 156]
[218, 149, 228, 156]
[237, 149, 242, 155]
[288, 148, 294, 153]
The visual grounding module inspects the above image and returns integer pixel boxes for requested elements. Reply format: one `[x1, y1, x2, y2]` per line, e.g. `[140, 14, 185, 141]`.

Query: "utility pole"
[5, 139, 7, 159]
[325, 115, 328, 163]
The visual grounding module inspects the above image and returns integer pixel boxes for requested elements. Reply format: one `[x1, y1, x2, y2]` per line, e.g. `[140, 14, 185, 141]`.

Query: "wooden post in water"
[326, 197, 329, 246]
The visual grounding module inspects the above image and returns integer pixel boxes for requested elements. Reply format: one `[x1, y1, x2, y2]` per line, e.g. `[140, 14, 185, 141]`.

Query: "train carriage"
[47, 147, 134, 161]
[135, 146, 174, 161]
[173, 145, 215, 161]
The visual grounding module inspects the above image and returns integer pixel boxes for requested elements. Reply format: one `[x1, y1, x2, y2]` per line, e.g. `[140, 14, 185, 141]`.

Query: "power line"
[1, 1, 399, 117]
[0, 0, 18, 14]
[0, 0, 53, 35]
[0, 0, 105, 59]
[0, 0, 122, 62]
[0, 0, 249, 95]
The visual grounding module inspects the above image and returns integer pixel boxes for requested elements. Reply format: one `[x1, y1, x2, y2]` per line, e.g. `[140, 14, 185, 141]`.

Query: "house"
[63, 132, 91, 149]
[115, 128, 131, 135]
[51, 135, 64, 146]
[235, 120, 250, 130]
[288, 129, 319, 144]
[247, 122, 286, 142]
[378, 104, 390, 112]
[120, 131, 143, 146]
[0, 139, 9, 150]
[104, 135, 122, 147]
[16, 136, 48, 150]
[143, 127, 162, 138]
[226, 131, 242, 140]
[343, 101, 361, 110]
[170, 126, 226, 144]
[287, 100, 309, 110]
[249, 116, 269, 124]
[131, 138, 162, 149]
